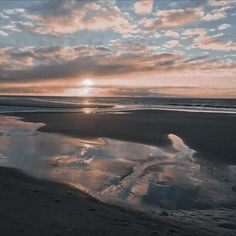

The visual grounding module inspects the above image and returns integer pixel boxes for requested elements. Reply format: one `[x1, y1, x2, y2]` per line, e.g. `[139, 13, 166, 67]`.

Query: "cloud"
[111, 41, 161, 54]
[182, 27, 236, 51]
[202, 11, 224, 21]
[0, 30, 8, 36]
[218, 23, 231, 30]
[164, 40, 181, 48]
[134, 0, 153, 15]
[202, 7, 228, 21]
[1, 24, 21, 32]
[193, 34, 236, 51]
[0, 45, 184, 83]
[0, 42, 235, 98]
[3, 8, 25, 15]
[182, 28, 207, 37]
[164, 30, 180, 38]
[141, 8, 204, 30]
[111, 42, 150, 52]
[20, 0, 137, 36]
[1, 43, 234, 86]
[0, 12, 9, 19]
[212, 33, 224, 38]
[0, 47, 34, 70]
[208, 0, 236, 7]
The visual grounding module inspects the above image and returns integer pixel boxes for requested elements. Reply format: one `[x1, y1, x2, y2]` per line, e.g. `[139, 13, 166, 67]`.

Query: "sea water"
[0, 96, 236, 114]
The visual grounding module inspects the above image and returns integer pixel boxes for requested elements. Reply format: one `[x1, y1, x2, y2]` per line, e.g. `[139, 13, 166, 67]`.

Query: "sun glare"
[82, 79, 94, 87]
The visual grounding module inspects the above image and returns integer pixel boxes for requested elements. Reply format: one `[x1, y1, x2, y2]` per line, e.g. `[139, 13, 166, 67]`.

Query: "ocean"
[1, 96, 236, 114]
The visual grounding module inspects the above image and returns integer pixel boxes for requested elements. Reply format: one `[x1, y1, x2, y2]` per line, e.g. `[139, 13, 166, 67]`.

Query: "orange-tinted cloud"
[0, 44, 235, 86]
[193, 33, 236, 51]
[134, 0, 153, 15]
[21, 1, 137, 36]
[141, 8, 204, 30]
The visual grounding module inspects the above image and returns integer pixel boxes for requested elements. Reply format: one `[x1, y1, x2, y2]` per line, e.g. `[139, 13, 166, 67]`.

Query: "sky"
[0, 0, 236, 98]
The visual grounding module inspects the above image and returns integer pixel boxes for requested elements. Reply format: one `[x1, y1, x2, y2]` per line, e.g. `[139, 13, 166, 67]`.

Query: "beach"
[0, 108, 236, 235]
[1, 0, 236, 234]
[1, 166, 172, 236]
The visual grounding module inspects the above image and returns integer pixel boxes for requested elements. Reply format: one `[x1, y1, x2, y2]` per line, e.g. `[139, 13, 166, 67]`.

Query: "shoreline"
[13, 109, 236, 165]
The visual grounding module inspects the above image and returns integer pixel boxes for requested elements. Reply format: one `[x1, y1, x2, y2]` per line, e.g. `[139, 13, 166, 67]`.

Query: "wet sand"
[1, 166, 236, 236]
[1, 110, 236, 235]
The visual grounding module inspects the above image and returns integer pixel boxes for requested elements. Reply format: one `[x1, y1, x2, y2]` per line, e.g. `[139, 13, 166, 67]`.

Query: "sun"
[82, 79, 94, 87]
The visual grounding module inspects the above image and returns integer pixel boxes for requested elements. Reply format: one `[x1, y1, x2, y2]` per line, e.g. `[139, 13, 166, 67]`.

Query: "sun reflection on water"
[82, 108, 93, 114]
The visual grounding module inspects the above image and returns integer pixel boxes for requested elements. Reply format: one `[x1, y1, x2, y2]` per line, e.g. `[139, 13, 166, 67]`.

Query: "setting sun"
[82, 79, 94, 87]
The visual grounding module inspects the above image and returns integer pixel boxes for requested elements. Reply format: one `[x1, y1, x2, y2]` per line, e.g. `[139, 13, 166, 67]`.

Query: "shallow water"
[0, 115, 235, 211]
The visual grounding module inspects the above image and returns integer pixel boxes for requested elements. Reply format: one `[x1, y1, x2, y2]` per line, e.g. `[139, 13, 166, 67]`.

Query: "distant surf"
[0, 96, 236, 114]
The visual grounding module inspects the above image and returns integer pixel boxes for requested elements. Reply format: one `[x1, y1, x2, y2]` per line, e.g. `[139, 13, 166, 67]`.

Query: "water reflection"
[0, 115, 235, 210]
[82, 108, 94, 114]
